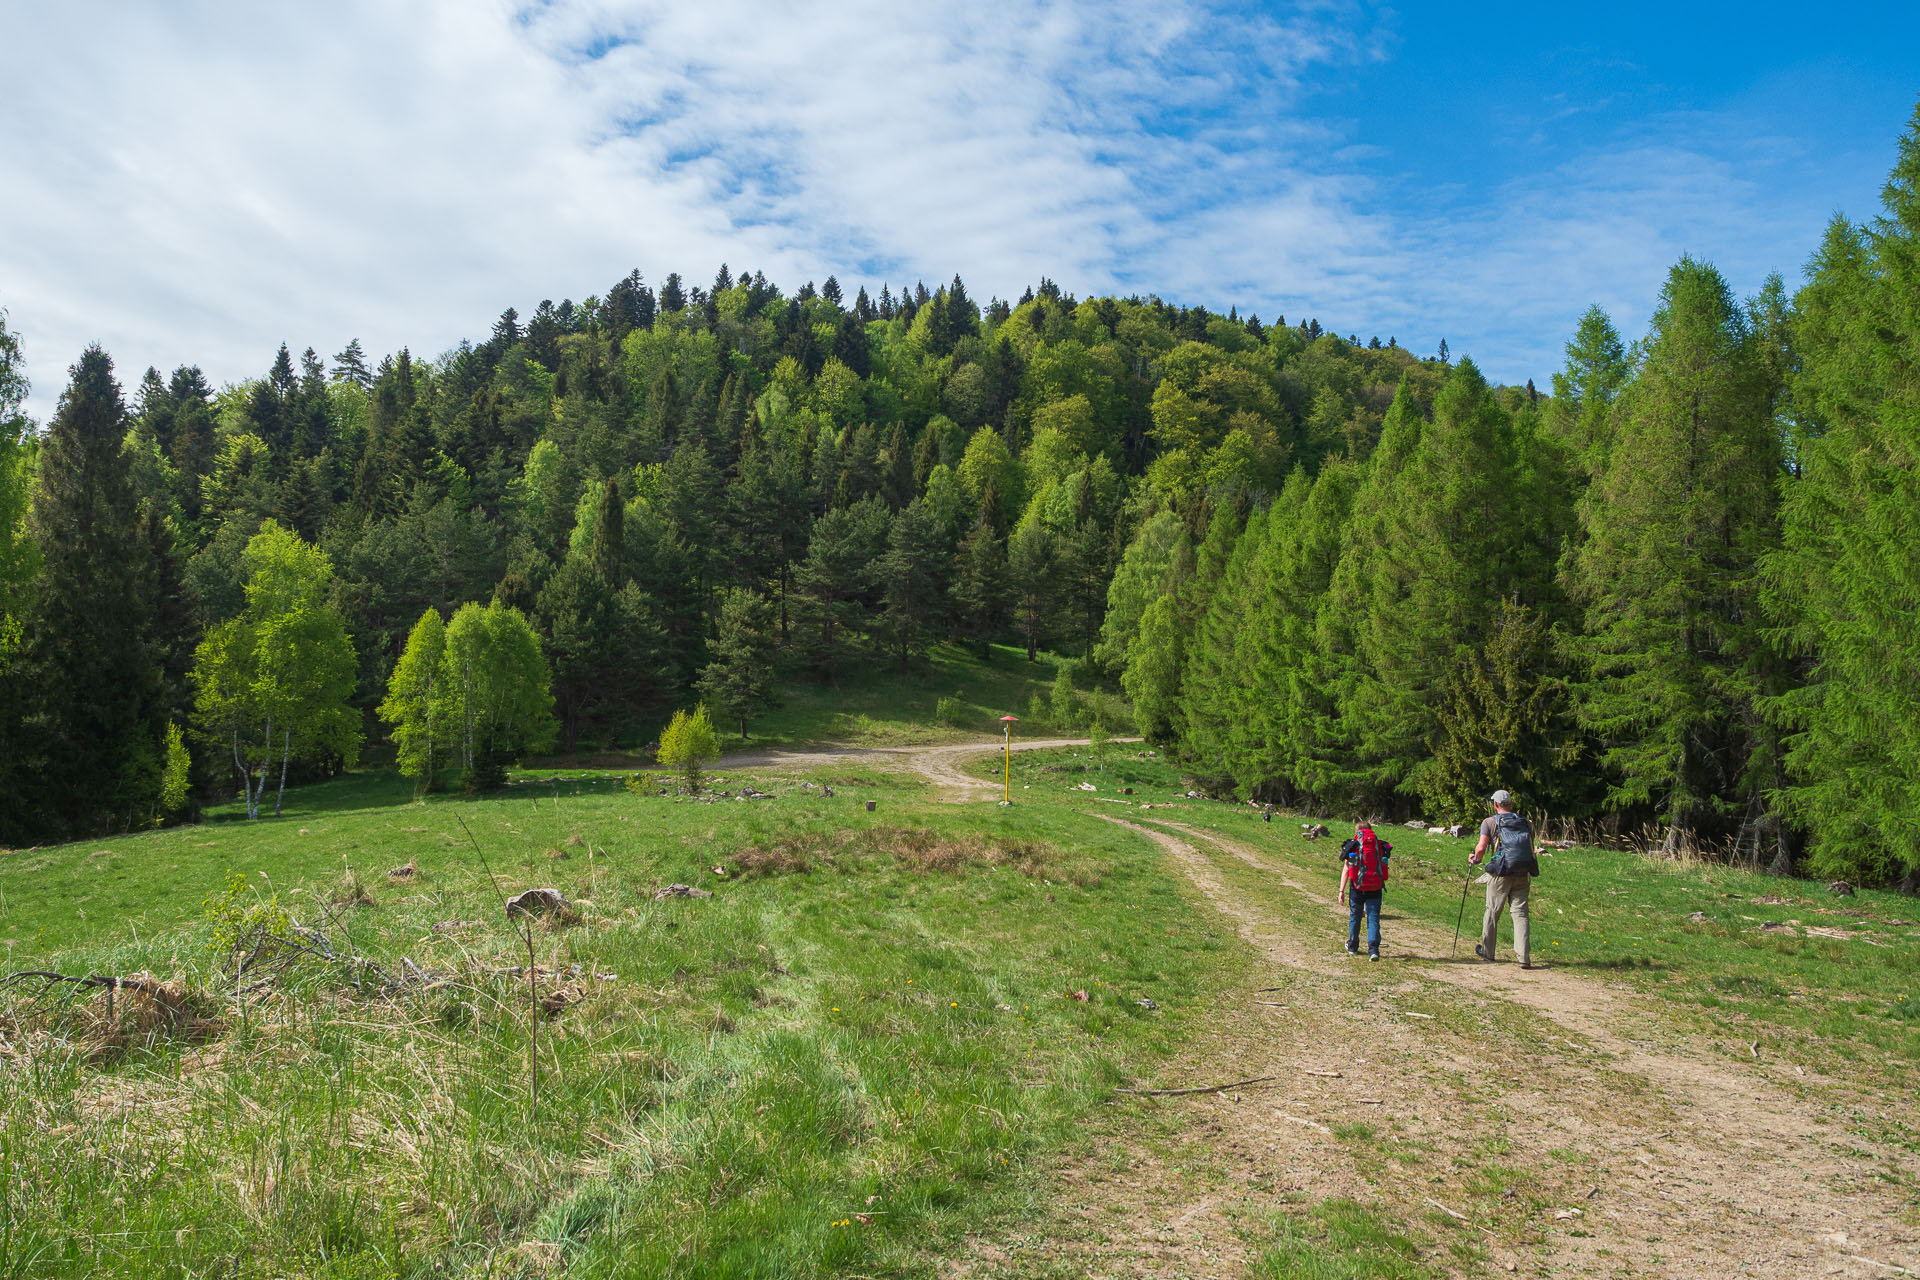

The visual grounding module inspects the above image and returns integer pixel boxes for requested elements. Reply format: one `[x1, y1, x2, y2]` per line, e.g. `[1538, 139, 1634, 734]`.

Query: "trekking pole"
[1451, 864, 1476, 957]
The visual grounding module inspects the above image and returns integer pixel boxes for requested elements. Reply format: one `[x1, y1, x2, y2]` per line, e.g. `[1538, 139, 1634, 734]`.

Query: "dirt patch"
[728, 825, 1099, 887]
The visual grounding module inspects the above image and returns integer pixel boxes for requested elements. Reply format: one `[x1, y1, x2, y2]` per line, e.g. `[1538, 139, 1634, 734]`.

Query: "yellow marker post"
[1000, 715, 1019, 803]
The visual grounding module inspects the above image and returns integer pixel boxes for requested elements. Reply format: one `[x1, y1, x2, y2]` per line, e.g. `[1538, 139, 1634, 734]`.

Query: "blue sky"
[1, 1, 1916, 419]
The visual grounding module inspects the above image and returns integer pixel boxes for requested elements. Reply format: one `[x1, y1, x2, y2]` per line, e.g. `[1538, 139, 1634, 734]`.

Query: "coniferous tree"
[332, 339, 372, 389]
[952, 517, 1009, 658]
[1548, 306, 1630, 479]
[795, 498, 885, 682]
[10, 347, 167, 840]
[1420, 600, 1582, 824]
[1123, 595, 1183, 743]
[1252, 462, 1358, 803]
[875, 498, 948, 668]
[1565, 258, 1782, 850]
[1176, 506, 1265, 785]
[698, 588, 778, 738]
[1095, 510, 1183, 671]
[1763, 106, 1920, 887]
[1007, 521, 1054, 662]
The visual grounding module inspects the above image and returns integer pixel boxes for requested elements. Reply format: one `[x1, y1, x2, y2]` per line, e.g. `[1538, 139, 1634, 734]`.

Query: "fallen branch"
[3, 970, 120, 989]
[1280, 1114, 1331, 1134]
[1300, 1068, 1343, 1078]
[1425, 1196, 1470, 1222]
[1116, 1075, 1278, 1097]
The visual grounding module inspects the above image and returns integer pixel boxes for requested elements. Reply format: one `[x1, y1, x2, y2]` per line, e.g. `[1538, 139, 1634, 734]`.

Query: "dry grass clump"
[330, 865, 375, 907]
[0, 970, 223, 1063]
[728, 826, 1102, 887]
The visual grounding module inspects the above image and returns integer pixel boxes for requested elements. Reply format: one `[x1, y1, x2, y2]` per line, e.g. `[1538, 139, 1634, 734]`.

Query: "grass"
[0, 756, 1240, 1278]
[1244, 1198, 1441, 1279]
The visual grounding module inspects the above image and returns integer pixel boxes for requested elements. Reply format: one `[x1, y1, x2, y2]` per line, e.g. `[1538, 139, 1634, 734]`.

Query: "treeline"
[0, 251, 1446, 842]
[1113, 105, 1920, 890]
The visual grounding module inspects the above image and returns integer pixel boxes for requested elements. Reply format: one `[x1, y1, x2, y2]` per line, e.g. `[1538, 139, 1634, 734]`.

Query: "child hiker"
[1337, 821, 1393, 960]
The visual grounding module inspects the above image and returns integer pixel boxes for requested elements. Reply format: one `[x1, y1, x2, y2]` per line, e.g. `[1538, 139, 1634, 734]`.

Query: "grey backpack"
[1488, 812, 1539, 877]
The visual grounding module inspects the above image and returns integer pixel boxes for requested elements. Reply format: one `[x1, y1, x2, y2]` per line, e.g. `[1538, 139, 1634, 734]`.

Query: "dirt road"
[718, 736, 1134, 801]
[863, 741, 1919, 1278]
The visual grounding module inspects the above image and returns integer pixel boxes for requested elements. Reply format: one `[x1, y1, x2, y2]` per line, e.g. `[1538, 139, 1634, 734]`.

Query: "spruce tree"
[795, 498, 885, 682]
[952, 517, 1009, 658]
[1007, 521, 1054, 661]
[1419, 600, 1583, 824]
[875, 498, 948, 668]
[698, 588, 778, 738]
[11, 347, 166, 839]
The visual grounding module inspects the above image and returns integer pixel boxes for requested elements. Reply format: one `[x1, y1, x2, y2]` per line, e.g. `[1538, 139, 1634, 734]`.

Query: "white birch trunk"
[274, 727, 291, 817]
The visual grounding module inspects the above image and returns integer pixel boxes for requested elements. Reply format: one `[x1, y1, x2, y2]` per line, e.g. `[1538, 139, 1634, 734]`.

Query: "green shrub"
[659, 704, 721, 793]
[1050, 661, 1078, 729]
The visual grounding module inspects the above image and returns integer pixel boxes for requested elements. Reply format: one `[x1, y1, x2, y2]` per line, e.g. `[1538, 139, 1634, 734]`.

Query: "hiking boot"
[1368, 950, 1380, 962]
[1473, 943, 1493, 962]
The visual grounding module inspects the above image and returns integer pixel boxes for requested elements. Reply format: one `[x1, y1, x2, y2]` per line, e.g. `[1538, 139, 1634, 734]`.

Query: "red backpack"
[1351, 826, 1389, 892]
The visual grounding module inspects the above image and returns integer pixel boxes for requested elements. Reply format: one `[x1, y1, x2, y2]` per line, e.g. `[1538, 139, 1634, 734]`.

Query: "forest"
[1, 107, 1915, 891]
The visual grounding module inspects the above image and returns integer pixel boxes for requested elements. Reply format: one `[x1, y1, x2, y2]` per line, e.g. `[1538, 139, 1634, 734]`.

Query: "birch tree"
[379, 606, 448, 789]
[436, 600, 556, 791]
[192, 521, 359, 818]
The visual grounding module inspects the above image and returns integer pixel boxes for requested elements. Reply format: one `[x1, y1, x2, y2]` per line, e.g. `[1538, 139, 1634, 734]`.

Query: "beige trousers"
[1481, 874, 1531, 964]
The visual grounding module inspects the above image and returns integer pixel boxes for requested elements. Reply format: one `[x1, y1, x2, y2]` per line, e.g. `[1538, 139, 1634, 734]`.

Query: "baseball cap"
[1489, 789, 1513, 806]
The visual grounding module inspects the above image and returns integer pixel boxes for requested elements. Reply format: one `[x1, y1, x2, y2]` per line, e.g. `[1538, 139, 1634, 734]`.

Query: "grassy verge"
[0, 763, 1238, 1277]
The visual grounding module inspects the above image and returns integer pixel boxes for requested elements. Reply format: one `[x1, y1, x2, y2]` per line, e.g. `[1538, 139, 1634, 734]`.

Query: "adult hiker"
[1469, 789, 1540, 968]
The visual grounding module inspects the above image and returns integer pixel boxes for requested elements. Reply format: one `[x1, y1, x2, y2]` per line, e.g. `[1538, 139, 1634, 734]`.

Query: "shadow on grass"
[1561, 955, 1673, 973]
[202, 769, 632, 824]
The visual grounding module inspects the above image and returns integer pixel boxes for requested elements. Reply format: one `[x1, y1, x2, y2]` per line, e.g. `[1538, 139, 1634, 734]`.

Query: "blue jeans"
[1348, 890, 1382, 953]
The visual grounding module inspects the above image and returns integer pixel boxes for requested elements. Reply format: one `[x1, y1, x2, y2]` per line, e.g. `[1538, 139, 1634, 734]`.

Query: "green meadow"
[0, 745, 1237, 1278]
[3, 732, 1916, 1277]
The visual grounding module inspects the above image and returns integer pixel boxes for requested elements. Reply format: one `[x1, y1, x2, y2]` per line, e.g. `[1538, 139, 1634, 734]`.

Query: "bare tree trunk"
[231, 731, 248, 818]
[274, 728, 291, 817]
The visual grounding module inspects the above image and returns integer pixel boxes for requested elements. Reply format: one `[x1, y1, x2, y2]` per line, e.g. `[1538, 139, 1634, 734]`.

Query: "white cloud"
[0, 1, 1866, 418]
